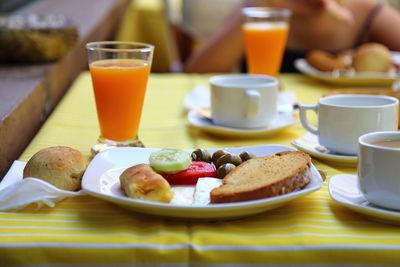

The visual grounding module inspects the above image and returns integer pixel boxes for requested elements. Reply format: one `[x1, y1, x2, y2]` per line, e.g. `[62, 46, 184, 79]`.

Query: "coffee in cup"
[299, 94, 399, 155]
[369, 139, 400, 148]
[358, 131, 400, 210]
[210, 74, 278, 129]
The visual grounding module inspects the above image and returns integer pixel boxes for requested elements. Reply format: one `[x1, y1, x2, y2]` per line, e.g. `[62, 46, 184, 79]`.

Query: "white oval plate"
[329, 174, 400, 224]
[188, 110, 297, 138]
[82, 145, 323, 221]
[294, 52, 400, 87]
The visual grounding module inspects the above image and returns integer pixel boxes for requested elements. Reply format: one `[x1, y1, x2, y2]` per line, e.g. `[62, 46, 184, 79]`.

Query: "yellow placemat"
[2, 72, 398, 266]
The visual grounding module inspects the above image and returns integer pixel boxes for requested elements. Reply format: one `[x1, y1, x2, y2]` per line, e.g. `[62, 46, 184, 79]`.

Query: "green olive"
[191, 149, 211, 163]
[217, 163, 236, 178]
[215, 153, 242, 169]
[211, 150, 229, 165]
[239, 151, 256, 162]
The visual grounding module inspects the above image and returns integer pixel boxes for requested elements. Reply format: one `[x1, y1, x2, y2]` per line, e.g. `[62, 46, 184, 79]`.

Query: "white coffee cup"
[358, 131, 400, 210]
[299, 94, 398, 155]
[210, 74, 278, 128]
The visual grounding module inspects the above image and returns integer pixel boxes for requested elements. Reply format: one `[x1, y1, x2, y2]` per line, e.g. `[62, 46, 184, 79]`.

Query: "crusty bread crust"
[210, 151, 311, 203]
[352, 43, 392, 72]
[23, 146, 86, 191]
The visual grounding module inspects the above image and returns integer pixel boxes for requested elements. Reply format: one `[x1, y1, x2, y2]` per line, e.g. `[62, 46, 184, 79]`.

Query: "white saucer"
[187, 110, 297, 137]
[291, 132, 357, 167]
[329, 174, 400, 224]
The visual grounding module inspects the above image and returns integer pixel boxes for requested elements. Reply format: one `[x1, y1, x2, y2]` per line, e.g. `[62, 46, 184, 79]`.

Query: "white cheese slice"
[193, 177, 223, 205]
[170, 186, 195, 205]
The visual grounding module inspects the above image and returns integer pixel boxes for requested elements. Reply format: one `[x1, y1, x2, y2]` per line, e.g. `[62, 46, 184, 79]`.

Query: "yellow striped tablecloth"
[2, 72, 400, 266]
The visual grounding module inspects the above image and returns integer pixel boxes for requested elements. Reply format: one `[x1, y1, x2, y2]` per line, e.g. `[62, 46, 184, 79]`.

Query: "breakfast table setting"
[2, 66, 400, 265]
[3, 4, 400, 264]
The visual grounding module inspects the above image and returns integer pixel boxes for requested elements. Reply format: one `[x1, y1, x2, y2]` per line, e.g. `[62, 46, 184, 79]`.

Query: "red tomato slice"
[161, 161, 217, 185]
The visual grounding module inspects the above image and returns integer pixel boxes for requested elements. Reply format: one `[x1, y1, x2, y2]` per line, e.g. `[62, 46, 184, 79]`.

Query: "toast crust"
[210, 151, 311, 203]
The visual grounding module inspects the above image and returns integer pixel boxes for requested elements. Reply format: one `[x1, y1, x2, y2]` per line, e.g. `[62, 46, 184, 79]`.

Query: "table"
[2, 72, 400, 266]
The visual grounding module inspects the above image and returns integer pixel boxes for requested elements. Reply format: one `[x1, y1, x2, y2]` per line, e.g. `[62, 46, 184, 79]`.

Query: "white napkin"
[183, 85, 210, 110]
[0, 161, 84, 211]
[183, 85, 297, 113]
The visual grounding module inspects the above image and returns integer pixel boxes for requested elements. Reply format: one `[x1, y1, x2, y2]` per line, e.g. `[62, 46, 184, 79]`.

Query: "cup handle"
[245, 89, 261, 118]
[299, 104, 319, 135]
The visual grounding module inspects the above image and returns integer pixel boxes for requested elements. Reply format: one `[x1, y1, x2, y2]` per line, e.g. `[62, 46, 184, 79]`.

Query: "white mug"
[210, 74, 278, 128]
[358, 131, 400, 210]
[299, 94, 398, 155]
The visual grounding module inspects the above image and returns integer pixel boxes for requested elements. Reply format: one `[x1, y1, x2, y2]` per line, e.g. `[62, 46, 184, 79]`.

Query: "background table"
[2, 72, 399, 266]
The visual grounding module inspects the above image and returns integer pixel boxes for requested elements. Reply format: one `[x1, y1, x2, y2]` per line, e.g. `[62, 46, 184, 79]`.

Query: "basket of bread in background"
[295, 43, 400, 86]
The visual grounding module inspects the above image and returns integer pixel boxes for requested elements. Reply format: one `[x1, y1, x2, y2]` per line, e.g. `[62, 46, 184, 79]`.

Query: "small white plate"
[294, 52, 400, 87]
[188, 110, 297, 138]
[82, 145, 323, 220]
[291, 132, 357, 167]
[329, 174, 400, 224]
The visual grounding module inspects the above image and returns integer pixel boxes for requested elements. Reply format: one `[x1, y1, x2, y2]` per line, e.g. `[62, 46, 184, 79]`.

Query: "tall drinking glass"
[86, 41, 154, 154]
[242, 7, 291, 77]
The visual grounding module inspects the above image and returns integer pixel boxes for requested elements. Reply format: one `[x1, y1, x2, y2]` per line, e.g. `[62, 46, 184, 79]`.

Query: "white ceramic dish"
[291, 132, 357, 167]
[187, 110, 297, 138]
[329, 174, 400, 224]
[82, 145, 323, 220]
[294, 52, 400, 87]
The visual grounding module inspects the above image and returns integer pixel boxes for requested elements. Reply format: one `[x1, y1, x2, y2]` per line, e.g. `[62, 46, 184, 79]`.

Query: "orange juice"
[243, 22, 289, 76]
[89, 59, 151, 141]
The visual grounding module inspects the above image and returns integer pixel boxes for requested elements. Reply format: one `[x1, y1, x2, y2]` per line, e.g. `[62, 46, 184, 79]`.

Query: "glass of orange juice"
[242, 7, 291, 77]
[86, 41, 154, 154]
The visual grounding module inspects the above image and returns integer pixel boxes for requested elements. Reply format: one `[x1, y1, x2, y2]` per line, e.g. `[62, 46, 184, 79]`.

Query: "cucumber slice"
[149, 148, 192, 173]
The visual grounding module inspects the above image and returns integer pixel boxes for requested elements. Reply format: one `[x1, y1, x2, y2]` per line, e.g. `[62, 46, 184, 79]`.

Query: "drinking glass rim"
[242, 7, 292, 18]
[86, 41, 154, 53]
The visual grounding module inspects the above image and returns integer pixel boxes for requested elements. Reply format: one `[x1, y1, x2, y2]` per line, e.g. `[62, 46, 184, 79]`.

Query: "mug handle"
[245, 89, 260, 118]
[299, 104, 319, 135]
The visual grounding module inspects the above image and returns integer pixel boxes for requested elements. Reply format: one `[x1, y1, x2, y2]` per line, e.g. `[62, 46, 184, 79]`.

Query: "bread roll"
[306, 50, 349, 72]
[119, 164, 173, 203]
[23, 146, 86, 191]
[352, 43, 393, 72]
[210, 151, 311, 203]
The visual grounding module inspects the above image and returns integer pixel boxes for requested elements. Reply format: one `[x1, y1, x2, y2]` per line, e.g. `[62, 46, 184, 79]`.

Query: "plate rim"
[294, 58, 399, 86]
[82, 145, 323, 218]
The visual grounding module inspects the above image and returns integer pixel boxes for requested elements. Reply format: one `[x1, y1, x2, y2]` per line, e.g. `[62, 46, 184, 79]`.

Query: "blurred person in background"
[184, 0, 400, 73]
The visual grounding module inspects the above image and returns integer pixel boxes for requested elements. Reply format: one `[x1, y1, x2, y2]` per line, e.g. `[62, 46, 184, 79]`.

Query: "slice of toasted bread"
[210, 151, 311, 203]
